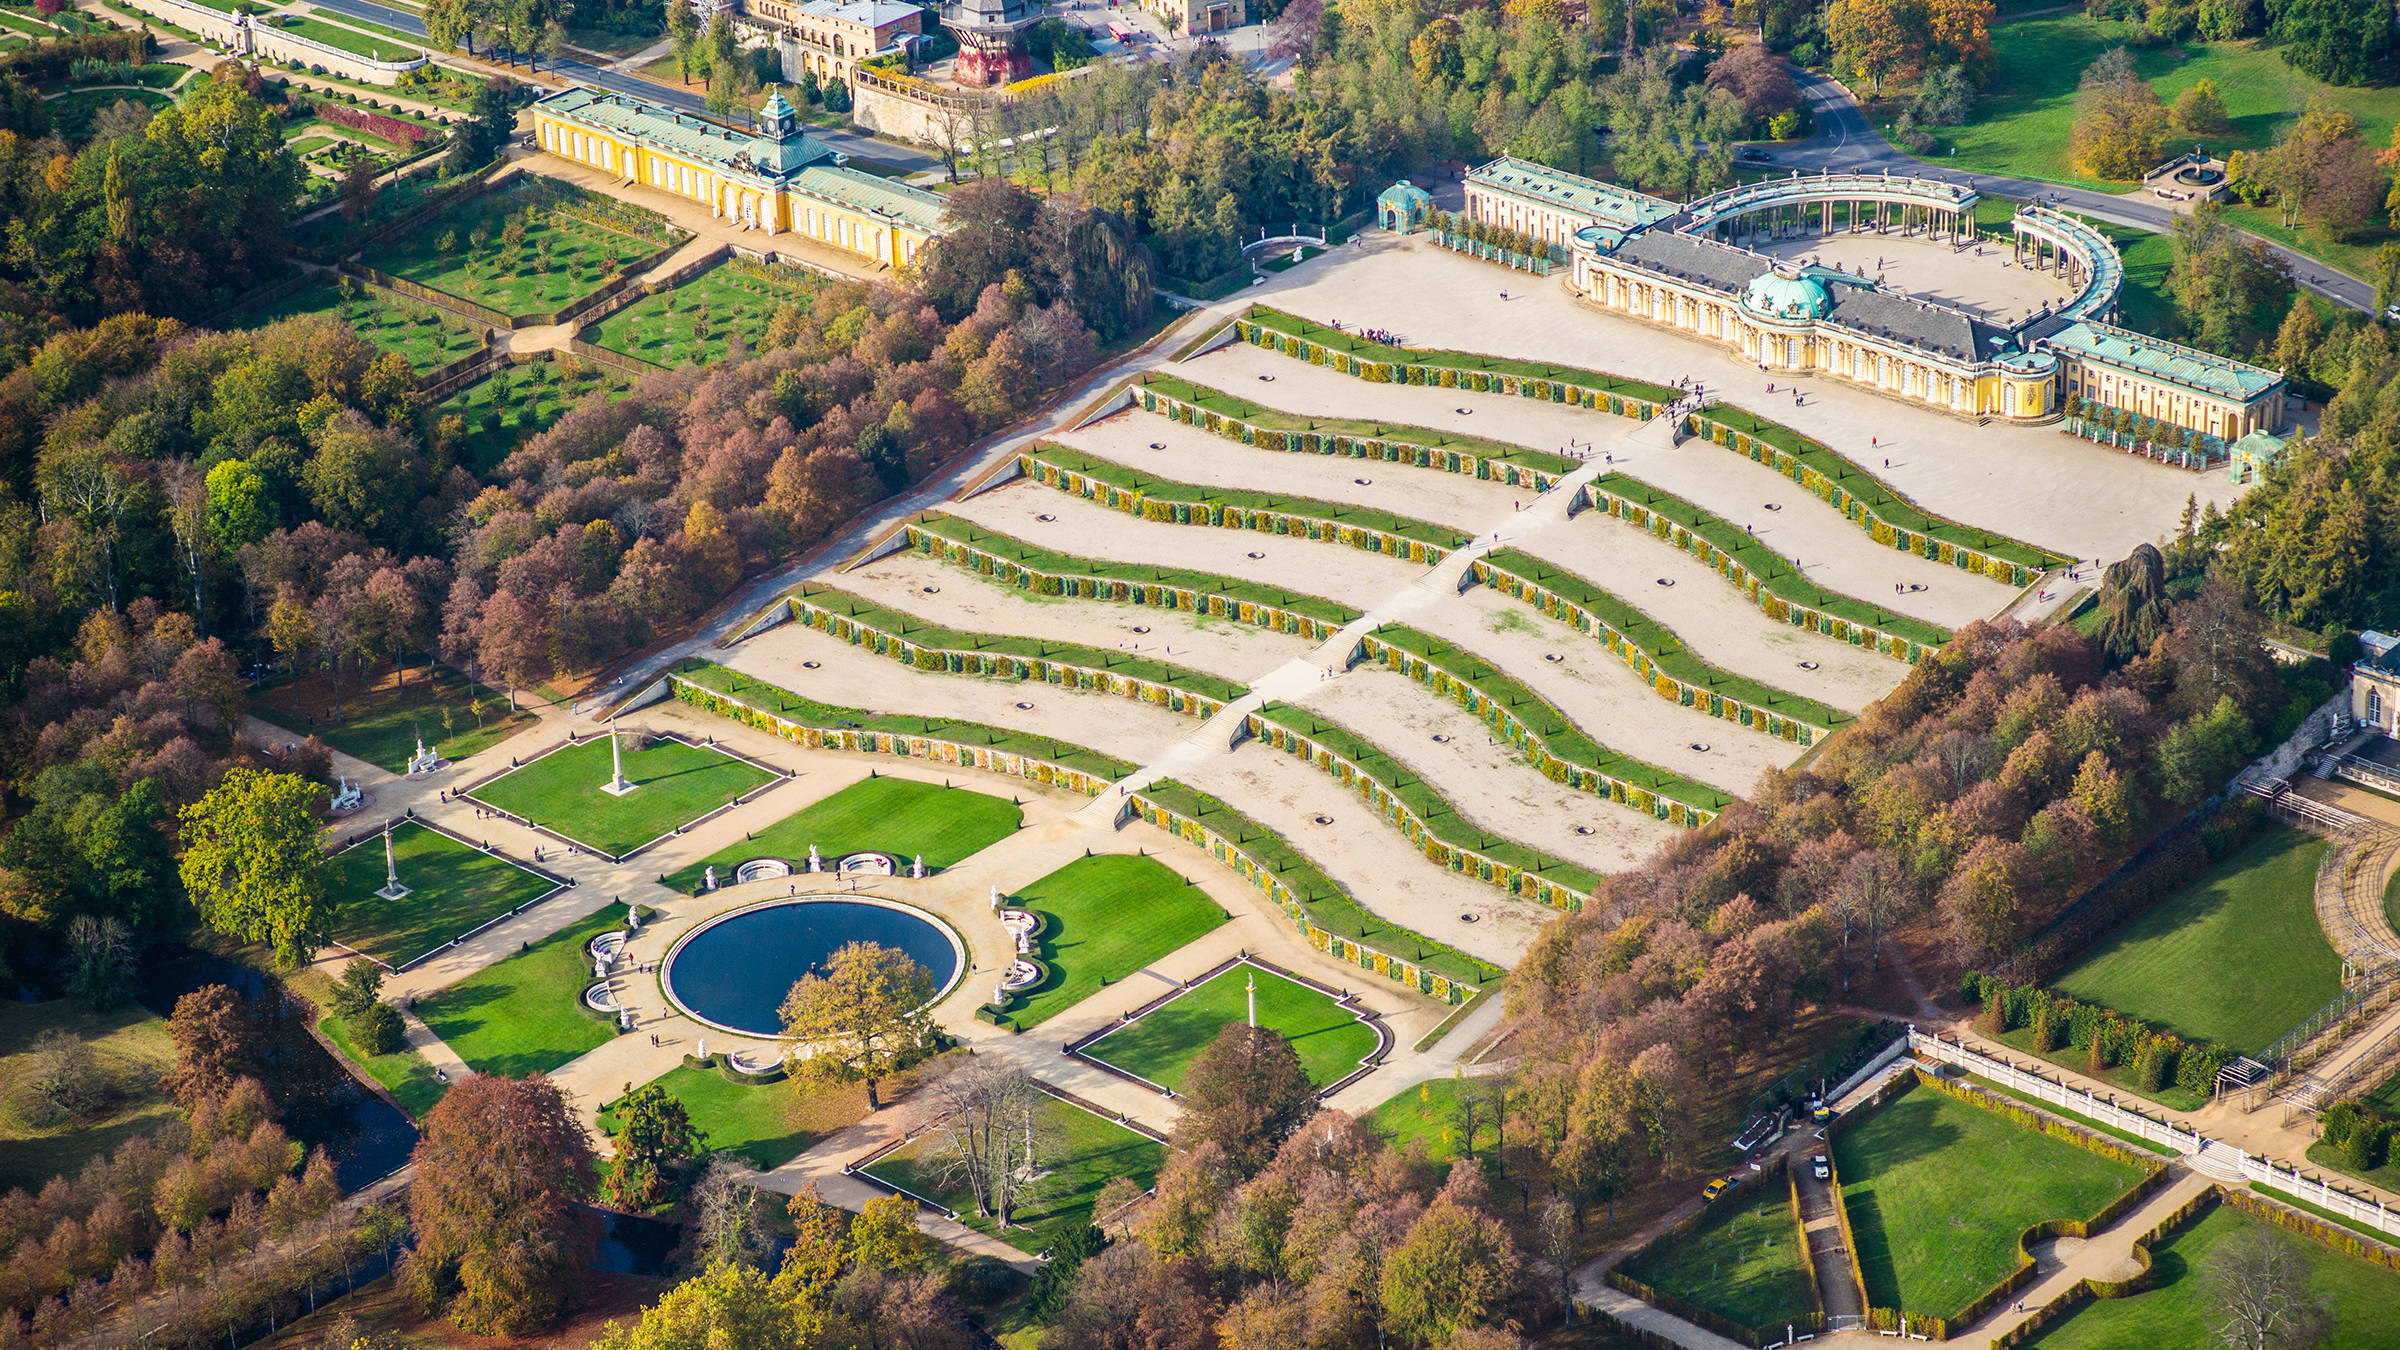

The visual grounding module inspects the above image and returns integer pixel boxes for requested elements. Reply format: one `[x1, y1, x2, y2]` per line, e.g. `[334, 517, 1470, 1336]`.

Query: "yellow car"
[1701, 1178, 1731, 1202]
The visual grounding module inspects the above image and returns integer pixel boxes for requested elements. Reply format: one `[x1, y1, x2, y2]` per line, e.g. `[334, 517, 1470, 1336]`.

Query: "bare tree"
[1832, 847, 1918, 979]
[922, 1060, 1052, 1228]
[2205, 1229, 2331, 1350]
[688, 1156, 776, 1270]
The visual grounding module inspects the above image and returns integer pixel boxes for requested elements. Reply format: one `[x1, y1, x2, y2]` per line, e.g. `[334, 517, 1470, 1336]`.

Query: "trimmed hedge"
[1360, 626, 1732, 821]
[775, 584, 1245, 712]
[668, 660, 1135, 790]
[1129, 778, 1490, 999]
[1246, 702, 1610, 911]
[1132, 372, 1575, 488]
[1582, 473, 1950, 658]
[1469, 549, 1843, 740]
[1019, 445, 1467, 566]
[905, 514, 1362, 639]
[1967, 974, 2233, 1100]
[1234, 306, 2066, 578]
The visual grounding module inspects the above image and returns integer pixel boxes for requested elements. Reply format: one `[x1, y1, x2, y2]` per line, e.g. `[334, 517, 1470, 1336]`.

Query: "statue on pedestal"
[704, 865, 718, 892]
[911, 854, 925, 879]
[807, 845, 821, 873]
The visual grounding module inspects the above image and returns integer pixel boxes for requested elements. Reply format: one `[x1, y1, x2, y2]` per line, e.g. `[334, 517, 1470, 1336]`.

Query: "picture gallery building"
[532, 86, 949, 269]
[1462, 157, 2287, 448]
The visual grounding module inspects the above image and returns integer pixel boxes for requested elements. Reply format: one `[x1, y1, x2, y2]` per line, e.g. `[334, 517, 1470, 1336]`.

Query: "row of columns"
[1588, 262, 2017, 418]
[1709, 198, 1974, 246]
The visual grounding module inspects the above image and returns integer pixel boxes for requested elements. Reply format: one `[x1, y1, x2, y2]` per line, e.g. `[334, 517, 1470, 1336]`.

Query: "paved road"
[302, 0, 941, 171]
[1760, 67, 2378, 316]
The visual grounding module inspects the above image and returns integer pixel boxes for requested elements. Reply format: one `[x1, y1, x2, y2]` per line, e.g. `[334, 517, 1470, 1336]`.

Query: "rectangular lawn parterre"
[468, 735, 777, 858]
[591, 260, 817, 368]
[1835, 1083, 2150, 1323]
[1620, 1176, 1817, 1337]
[2047, 824, 2337, 1057]
[1080, 961, 1381, 1092]
[1003, 853, 1226, 1029]
[330, 822, 559, 968]
[2025, 1201, 2400, 1350]
[665, 774, 1022, 893]
[376, 177, 673, 317]
[862, 1094, 1165, 1255]
[441, 357, 633, 475]
[415, 908, 621, 1078]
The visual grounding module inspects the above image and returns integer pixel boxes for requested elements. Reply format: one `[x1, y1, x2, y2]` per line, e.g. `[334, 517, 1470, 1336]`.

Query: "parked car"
[1702, 1177, 1731, 1202]
[1812, 1105, 1835, 1124]
[1739, 146, 1770, 161]
[1811, 1155, 1831, 1181]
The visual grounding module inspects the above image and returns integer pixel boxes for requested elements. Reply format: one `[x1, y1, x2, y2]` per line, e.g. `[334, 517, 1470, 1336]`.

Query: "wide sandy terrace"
[721, 620, 1198, 763]
[1175, 738, 1553, 965]
[1756, 231, 2075, 326]
[1177, 342, 2022, 630]
[1292, 665, 1685, 873]
[1041, 408, 1905, 712]
[1255, 235, 2241, 561]
[833, 547, 1313, 689]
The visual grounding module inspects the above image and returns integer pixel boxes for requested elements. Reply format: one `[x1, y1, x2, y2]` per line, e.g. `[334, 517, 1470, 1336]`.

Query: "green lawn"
[254, 663, 538, 772]
[1901, 16, 2400, 190]
[274, 14, 422, 60]
[1835, 1084, 2150, 1322]
[597, 1064, 878, 1171]
[330, 822, 559, 967]
[289, 134, 337, 156]
[1621, 1176, 1816, 1337]
[590, 261, 816, 368]
[664, 774, 1021, 894]
[1359, 1075, 1488, 1164]
[46, 88, 169, 137]
[1001, 853, 1226, 1029]
[319, 1012, 446, 1120]
[0, 1001, 178, 1194]
[378, 177, 667, 316]
[237, 278, 484, 373]
[2047, 825, 2338, 1057]
[415, 908, 621, 1078]
[2025, 1202, 2400, 1349]
[861, 1094, 1166, 1255]
[299, 5, 420, 44]
[2368, 1065, 2400, 1118]
[469, 735, 777, 858]
[440, 357, 633, 475]
[1080, 962, 1382, 1092]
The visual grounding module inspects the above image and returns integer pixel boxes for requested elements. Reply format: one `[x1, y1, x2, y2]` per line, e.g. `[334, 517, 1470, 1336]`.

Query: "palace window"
[2371, 687, 2384, 726]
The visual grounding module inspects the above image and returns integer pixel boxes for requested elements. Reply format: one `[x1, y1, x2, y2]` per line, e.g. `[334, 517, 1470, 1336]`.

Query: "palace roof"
[792, 163, 948, 231]
[1469, 156, 1678, 232]
[2041, 321, 2284, 401]
[537, 86, 837, 184]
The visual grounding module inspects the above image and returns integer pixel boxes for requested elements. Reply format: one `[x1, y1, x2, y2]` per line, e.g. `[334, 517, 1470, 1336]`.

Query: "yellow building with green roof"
[531, 85, 949, 269]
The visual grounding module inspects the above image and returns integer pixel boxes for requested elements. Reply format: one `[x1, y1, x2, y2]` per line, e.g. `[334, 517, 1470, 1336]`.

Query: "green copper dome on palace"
[1743, 269, 1831, 321]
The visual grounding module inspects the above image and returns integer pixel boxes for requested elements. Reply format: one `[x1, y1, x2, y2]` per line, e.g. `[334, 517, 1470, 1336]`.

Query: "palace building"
[1458, 157, 2287, 446]
[531, 86, 948, 268]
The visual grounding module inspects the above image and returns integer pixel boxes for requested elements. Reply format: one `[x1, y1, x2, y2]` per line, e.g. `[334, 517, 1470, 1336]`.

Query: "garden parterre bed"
[663, 773, 1022, 894]
[466, 734, 778, 858]
[860, 1093, 1166, 1256]
[1834, 1081, 2152, 1325]
[415, 908, 622, 1079]
[2046, 824, 2338, 1058]
[329, 821, 560, 968]
[999, 853, 1226, 1028]
[1080, 961, 1382, 1092]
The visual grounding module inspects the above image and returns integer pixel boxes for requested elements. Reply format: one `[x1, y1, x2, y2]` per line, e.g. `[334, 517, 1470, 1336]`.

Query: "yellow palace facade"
[531, 85, 949, 268]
